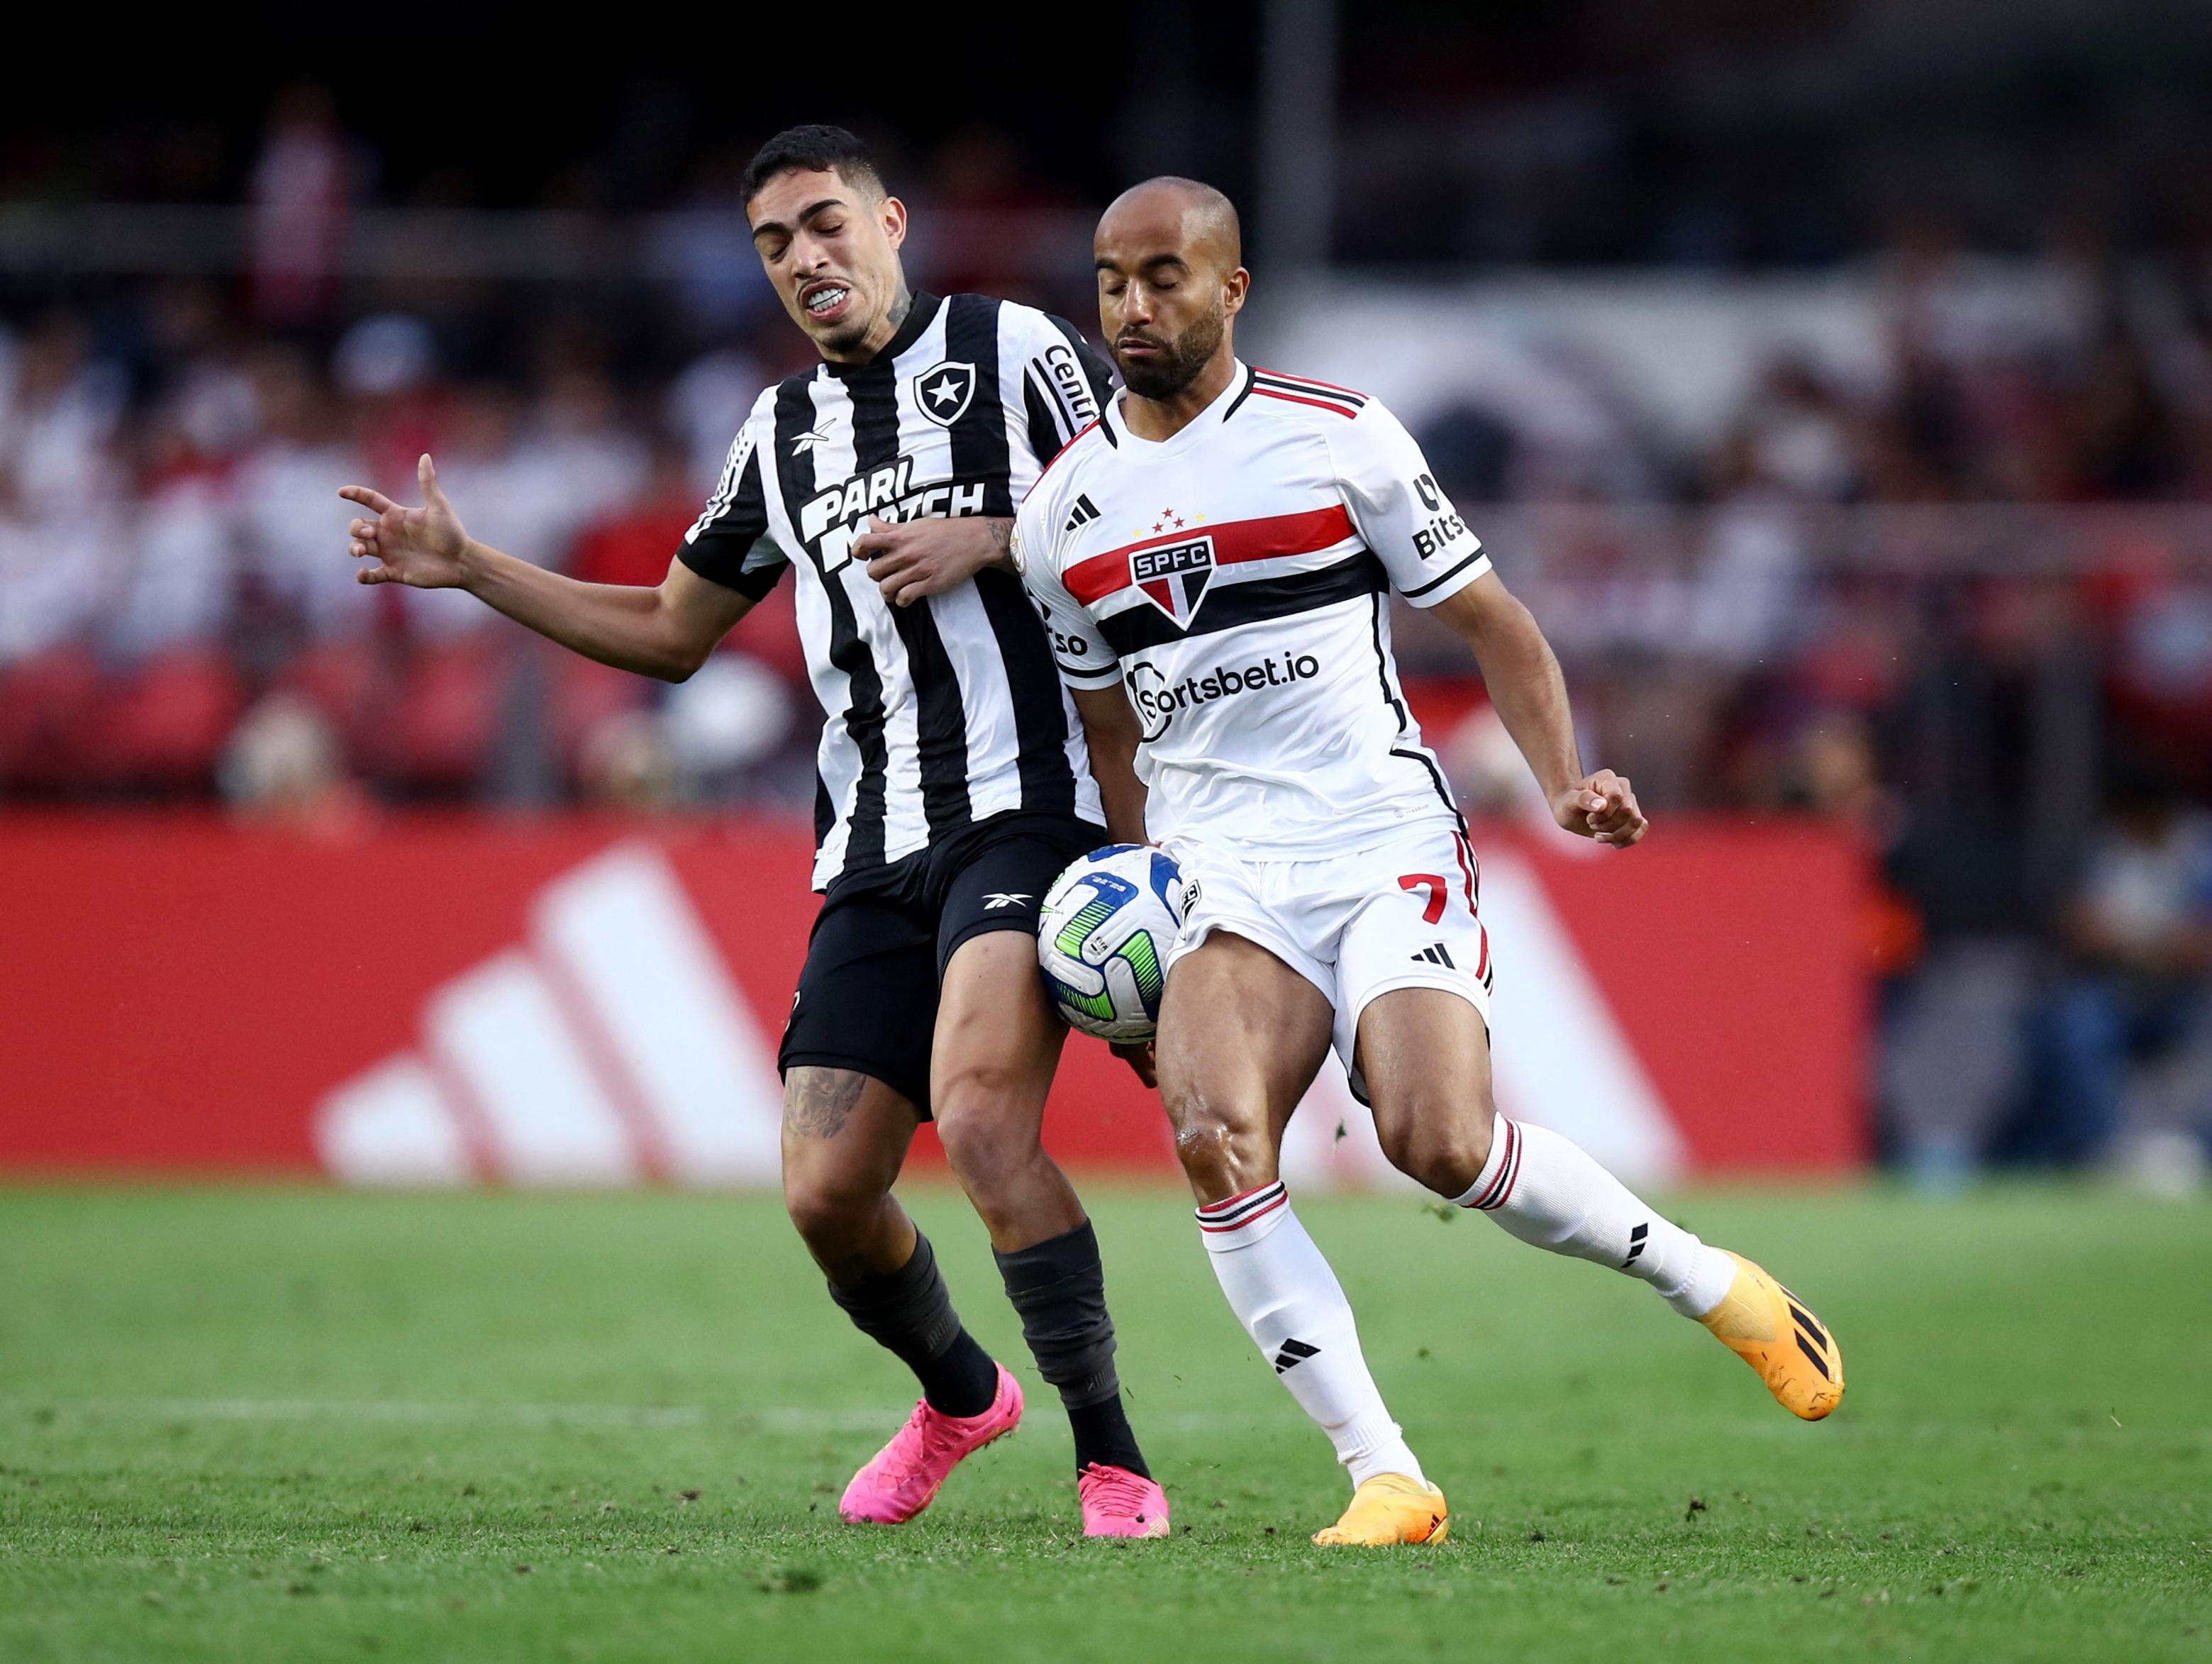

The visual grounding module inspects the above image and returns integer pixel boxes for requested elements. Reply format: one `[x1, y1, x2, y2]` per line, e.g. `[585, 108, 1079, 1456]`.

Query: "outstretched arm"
[1427, 571, 1647, 847]
[340, 455, 752, 682]
[1072, 683, 1149, 845]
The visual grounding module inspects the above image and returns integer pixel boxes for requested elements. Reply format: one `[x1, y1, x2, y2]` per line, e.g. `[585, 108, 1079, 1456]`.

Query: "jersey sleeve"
[675, 399, 789, 599]
[1328, 398, 1491, 607]
[1012, 310, 1112, 472]
[1013, 486, 1121, 690]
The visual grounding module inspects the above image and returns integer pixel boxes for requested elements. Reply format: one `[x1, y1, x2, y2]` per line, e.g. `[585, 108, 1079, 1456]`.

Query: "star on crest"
[926, 374, 963, 409]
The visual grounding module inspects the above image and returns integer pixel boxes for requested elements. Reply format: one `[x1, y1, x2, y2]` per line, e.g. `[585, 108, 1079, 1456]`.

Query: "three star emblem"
[1138, 507, 1204, 536]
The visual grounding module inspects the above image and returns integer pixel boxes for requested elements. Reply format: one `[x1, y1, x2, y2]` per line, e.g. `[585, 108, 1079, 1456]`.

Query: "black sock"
[1065, 1396, 1147, 1477]
[993, 1220, 1151, 1480]
[828, 1231, 999, 1418]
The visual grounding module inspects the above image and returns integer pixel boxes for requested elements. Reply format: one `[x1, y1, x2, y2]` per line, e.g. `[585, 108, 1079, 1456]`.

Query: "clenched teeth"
[806, 287, 849, 314]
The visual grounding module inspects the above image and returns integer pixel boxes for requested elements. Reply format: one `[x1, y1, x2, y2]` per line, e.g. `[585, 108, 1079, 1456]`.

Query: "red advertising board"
[0, 813, 1867, 1182]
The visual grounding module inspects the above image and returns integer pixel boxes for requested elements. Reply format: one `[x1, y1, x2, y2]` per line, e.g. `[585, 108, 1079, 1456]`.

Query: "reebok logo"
[1063, 494, 1101, 534]
[982, 892, 1032, 910]
[1273, 1338, 1321, 1374]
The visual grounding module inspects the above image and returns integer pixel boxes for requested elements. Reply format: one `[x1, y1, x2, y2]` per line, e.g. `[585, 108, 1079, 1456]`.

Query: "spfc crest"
[913, 361, 977, 427]
[1130, 536, 1216, 627]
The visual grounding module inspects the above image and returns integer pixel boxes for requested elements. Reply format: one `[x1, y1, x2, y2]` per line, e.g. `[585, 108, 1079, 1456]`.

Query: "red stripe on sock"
[1199, 1179, 1284, 1214]
[1198, 1189, 1289, 1232]
[1468, 1118, 1518, 1210]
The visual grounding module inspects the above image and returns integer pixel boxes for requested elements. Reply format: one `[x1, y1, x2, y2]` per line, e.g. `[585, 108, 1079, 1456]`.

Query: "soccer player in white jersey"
[1011, 178, 1846, 1546]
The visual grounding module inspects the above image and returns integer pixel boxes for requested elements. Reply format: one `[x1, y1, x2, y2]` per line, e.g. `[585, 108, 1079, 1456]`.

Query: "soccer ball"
[1037, 844, 1187, 1041]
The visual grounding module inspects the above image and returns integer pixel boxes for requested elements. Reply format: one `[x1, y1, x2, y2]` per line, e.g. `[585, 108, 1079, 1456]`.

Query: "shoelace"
[1079, 1463, 1155, 1518]
[874, 1402, 982, 1487]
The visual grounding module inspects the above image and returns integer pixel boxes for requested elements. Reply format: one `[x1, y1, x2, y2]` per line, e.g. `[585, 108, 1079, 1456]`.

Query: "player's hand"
[858, 515, 1012, 607]
[339, 454, 474, 589]
[1553, 769, 1647, 848]
[1111, 1040, 1157, 1089]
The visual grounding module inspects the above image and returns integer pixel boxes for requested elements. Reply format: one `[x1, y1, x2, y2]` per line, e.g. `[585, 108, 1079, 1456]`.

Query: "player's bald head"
[1099, 176, 1243, 274]
[1094, 177, 1250, 402]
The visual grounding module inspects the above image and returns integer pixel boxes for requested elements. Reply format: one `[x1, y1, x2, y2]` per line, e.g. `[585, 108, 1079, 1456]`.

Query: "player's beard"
[1115, 303, 1226, 399]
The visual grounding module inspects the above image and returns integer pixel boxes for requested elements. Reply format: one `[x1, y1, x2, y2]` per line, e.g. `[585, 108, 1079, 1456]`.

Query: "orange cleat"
[1311, 1473, 1450, 1546]
[1699, 1251, 1845, 1421]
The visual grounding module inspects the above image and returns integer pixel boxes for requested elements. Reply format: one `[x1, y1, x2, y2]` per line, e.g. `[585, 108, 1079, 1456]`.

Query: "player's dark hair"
[741, 125, 887, 209]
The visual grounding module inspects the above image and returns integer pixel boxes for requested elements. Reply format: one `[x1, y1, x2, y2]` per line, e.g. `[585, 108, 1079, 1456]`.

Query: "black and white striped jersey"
[678, 292, 1111, 889]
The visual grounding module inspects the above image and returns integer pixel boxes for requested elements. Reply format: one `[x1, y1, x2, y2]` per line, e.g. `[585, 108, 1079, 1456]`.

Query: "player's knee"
[932, 1063, 1044, 1188]
[1165, 1089, 1266, 1191]
[781, 1165, 882, 1253]
[1375, 1094, 1496, 1197]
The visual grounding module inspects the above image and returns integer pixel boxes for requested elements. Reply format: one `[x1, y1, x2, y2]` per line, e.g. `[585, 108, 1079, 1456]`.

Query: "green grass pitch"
[2, 1183, 2207, 1661]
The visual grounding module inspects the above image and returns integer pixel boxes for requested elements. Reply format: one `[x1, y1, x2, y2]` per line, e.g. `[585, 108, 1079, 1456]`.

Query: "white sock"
[1196, 1181, 1424, 1488]
[1454, 1115, 1737, 1318]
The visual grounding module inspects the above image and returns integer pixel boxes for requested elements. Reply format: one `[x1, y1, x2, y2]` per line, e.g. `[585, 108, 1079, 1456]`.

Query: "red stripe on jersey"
[1251, 387, 1360, 418]
[1254, 366, 1369, 401]
[1064, 504, 1357, 605]
[1035, 417, 1104, 485]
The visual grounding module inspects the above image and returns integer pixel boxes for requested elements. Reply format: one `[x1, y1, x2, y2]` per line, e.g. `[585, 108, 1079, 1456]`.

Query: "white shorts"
[1162, 819, 1494, 1097]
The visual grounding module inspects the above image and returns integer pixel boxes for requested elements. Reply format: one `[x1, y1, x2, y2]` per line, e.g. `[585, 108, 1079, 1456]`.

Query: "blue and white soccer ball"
[1037, 844, 1187, 1042]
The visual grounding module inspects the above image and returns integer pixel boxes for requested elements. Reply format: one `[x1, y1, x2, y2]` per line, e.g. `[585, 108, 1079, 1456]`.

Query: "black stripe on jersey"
[1047, 315, 1116, 405]
[977, 569, 1079, 815]
[848, 355, 972, 836]
[1022, 367, 1069, 479]
[1369, 591, 1469, 833]
[945, 294, 1014, 515]
[1368, 591, 1407, 729]
[678, 438, 787, 598]
[947, 292, 1080, 817]
[1096, 551, 1387, 655]
[1394, 744, 1469, 833]
[777, 376, 891, 869]
[1254, 370, 1368, 411]
[1221, 362, 1259, 423]
[1400, 544, 1488, 600]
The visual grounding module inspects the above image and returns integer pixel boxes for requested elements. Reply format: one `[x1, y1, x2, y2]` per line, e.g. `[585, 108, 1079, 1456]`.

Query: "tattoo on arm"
[785, 1068, 868, 1138]
[986, 517, 1016, 574]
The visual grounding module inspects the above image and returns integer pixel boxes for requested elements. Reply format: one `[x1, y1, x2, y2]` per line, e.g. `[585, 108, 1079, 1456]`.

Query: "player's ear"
[1222, 266, 1250, 316]
[879, 195, 908, 252]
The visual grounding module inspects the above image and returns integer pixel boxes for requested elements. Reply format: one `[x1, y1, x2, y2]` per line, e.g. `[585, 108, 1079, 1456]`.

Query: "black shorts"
[777, 810, 1108, 1118]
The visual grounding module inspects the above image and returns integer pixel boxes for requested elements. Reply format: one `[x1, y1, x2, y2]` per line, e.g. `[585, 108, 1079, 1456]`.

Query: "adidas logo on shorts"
[1410, 943, 1456, 968]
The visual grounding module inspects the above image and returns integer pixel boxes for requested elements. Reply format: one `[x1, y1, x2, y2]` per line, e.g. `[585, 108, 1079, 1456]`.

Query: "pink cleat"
[838, 1365, 1023, 1525]
[1079, 1463, 1170, 1538]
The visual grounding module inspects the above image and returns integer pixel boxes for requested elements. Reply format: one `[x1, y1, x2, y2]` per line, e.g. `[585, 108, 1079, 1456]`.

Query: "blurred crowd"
[3, 53, 2209, 1186]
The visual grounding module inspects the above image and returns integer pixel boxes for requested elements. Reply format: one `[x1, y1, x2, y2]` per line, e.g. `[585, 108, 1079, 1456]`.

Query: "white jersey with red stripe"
[1013, 360, 1491, 860]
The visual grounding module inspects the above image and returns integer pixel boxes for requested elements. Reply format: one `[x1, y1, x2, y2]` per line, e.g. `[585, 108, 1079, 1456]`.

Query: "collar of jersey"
[818, 291, 942, 379]
[1107, 358, 1252, 451]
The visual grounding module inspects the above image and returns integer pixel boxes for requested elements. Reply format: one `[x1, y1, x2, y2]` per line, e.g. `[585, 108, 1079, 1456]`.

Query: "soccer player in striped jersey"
[338, 127, 1169, 1538]
[1005, 177, 1845, 1546]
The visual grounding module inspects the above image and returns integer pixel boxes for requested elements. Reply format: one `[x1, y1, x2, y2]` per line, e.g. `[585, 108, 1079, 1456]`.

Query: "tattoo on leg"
[787, 1070, 867, 1138]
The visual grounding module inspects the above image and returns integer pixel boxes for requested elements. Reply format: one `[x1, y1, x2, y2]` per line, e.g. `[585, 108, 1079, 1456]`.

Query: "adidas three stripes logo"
[1272, 1338, 1321, 1374]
